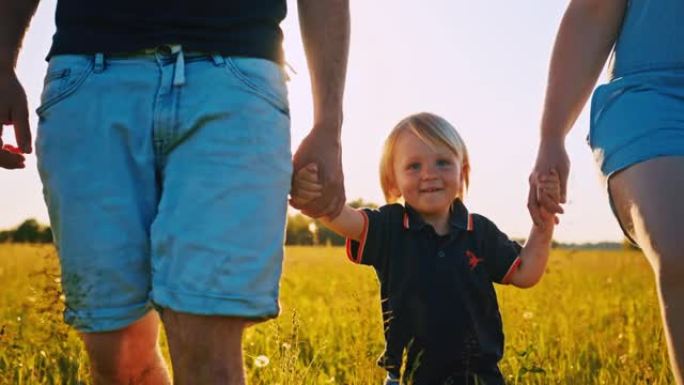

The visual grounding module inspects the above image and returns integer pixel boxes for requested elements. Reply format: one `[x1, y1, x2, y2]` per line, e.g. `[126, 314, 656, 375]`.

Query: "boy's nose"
[421, 165, 438, 179]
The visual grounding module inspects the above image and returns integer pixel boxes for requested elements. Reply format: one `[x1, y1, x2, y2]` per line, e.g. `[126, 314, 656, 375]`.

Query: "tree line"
[1, 199, 379, 246]
[0, 219, 53, 243]
[1, 200, 636, 249]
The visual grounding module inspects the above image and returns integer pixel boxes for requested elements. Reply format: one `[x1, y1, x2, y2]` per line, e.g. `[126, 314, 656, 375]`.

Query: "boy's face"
[390, 130, 464, 221]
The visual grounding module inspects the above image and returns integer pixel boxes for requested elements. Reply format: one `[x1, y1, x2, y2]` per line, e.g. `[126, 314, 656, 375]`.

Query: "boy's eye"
[406, 163, 420, 171]
[436, 159, 452, 167]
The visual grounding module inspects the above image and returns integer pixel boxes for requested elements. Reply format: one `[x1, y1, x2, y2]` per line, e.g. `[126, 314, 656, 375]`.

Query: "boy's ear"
[389, 185, 402, 200]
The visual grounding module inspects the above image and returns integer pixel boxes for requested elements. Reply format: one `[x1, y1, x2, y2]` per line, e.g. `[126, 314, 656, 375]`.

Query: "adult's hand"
[0, 70, 32, 169]
[291, 122, 345, 219]
[0, 144, 25, 169]
[528, 138, 568, 227]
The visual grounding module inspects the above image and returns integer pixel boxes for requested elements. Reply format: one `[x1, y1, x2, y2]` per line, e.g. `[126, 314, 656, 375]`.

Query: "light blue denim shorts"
[35, 46, 292, 332]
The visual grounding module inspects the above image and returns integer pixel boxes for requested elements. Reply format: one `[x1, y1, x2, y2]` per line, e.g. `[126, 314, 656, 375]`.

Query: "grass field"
[0, 245, 674, 384]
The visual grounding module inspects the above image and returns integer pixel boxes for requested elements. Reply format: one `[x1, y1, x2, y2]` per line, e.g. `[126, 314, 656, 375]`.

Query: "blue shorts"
[589, 68, 684, 242]
[35, 47, 292, 332]
[589, 69, 684, 177]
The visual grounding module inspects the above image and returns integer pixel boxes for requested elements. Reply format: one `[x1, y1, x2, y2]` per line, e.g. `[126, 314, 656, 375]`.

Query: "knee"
[83, 313, 162, 382]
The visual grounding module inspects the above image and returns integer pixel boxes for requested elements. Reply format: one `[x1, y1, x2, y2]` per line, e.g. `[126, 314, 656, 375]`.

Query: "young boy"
[292, 112, 561, 384]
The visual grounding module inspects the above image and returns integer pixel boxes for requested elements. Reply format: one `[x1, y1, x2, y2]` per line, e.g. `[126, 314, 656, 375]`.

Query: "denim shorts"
[35, 46, 292, 332]
[589, 68, 684, 242]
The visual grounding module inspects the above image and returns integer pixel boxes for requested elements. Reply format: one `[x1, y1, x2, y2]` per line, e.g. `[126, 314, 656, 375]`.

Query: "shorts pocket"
[224, 57, 289, 116]
[36, 55, 94, 117]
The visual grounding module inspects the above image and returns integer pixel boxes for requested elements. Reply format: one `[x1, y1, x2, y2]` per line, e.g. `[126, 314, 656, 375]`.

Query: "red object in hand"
[2, 144, 23, 154]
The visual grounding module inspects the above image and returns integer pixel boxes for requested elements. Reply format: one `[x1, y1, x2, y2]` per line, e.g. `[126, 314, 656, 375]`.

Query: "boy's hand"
[290, 163, 323, 208]
[536, 169, 562, 226]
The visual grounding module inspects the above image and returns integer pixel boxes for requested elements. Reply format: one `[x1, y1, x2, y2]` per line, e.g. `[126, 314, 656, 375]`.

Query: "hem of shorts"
[612, 63, 684, 79]
[152, 286, 280, 320]
[64, 302, 154, 333]
[602, 149, 684, 246]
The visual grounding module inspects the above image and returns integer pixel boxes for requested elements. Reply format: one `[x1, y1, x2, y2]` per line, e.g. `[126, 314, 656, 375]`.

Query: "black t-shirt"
[48, 0, 287, 63]
[346, 200, 521, 384]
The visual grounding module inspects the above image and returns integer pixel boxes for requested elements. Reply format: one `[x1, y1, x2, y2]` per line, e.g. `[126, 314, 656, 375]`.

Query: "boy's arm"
[508, 220, 554, 288]
[510, 171, 560, 288]
[318, 206, 366, 242]
[0, 0, 39, 157]
[528, 0, 626, 225]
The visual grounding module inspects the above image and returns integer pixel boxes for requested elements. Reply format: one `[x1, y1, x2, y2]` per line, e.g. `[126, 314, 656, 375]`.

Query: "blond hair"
[379, 112, 470, 203]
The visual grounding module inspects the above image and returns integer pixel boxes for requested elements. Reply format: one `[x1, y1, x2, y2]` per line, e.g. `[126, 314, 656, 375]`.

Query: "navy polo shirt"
[346, 199, 521, 384]
[48, 0, 287, 63]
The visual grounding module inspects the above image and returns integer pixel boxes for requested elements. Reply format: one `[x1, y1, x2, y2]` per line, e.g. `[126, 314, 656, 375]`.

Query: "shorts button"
[438, 250, 445, 258]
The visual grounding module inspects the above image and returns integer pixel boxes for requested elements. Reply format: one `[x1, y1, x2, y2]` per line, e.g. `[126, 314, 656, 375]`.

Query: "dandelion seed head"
[254, 355, 270, 368]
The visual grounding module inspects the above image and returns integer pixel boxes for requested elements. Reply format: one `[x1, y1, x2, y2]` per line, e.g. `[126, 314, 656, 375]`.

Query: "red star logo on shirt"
[465, 250, 483, 270]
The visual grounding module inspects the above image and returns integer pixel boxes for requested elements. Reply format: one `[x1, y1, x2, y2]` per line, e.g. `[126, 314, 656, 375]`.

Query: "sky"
[0, 0, 624, 243]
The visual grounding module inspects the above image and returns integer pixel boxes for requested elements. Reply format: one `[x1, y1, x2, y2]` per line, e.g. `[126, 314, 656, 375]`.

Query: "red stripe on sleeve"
[501, 257, 522, 284]
[345, 210, 369, 264]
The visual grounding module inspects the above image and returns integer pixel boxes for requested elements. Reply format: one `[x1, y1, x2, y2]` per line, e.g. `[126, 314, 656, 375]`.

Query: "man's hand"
[0, 144, 25, 169]
[0, 70, 32, 169]
[291, 124, 345, 219]
[528, 139, 568, 227]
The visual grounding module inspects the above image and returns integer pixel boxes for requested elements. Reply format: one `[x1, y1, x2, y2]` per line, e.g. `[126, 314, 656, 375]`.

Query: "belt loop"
[93, 53, 105, 73]
[171, 45, 185, 87]
[211, 53, 225, 67]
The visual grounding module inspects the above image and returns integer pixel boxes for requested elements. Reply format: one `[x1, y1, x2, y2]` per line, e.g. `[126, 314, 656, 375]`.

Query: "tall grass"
[0, 245, 673, 384]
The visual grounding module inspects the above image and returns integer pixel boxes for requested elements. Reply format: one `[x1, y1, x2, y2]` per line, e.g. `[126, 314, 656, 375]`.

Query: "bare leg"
[610, 156, 684, 385]
[81, 311, 171, 385]
[162, 309, 248, 385]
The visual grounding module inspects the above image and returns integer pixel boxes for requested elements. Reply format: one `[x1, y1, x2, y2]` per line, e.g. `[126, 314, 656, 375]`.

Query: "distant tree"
[348, 198, 379, 209]
[316, 225, 345, 246]
[12, 219, 43, 243]
[0, 230, 11, 243]
[39, 227, 54, 243]
[0, 219, 53, 244]
[286, 214, 314, 245]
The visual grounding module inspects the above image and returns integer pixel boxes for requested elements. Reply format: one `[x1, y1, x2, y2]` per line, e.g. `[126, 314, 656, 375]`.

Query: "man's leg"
[82, 312, 170, 385]
[609, 156, 684, 385]
[162, 310, 247, 385]
[35, 54, 165, 384]
[149, 54, 292, 385]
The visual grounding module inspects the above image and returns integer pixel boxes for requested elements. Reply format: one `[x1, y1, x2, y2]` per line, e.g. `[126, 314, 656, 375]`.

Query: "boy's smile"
[391, 130, 465, 232]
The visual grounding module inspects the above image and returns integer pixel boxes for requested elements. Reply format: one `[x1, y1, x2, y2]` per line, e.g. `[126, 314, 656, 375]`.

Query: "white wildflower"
[254, 355, 270, 368]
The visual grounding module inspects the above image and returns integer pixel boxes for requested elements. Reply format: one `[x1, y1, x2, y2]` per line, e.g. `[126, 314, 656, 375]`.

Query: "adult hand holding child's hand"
[291, 124, 345, 219]
[0, 70, 32, 169]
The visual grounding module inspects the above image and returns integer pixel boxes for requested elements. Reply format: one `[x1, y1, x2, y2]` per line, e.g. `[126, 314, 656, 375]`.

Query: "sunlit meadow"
[0, 245, 673, 384]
